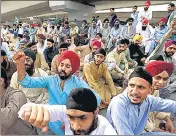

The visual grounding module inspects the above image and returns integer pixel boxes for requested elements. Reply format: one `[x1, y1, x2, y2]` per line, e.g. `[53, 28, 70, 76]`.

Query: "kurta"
[120, 24, 136, 40]
[106, 49, 129, 78]
[82, 62, 122, 109]
[19, 104, 117, 135]
[1, 87, 37, 135]
[18, 74, 101, 135]
[10, 68, 49, 104]
[144, 89, 171, 132]
[106, 91, 176, 135]
[108, 26, 122, 50]
[35, 51, 50, 71]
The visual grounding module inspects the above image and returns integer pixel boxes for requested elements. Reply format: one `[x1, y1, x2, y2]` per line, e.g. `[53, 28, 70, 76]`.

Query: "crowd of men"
[1, 1, 176, 135]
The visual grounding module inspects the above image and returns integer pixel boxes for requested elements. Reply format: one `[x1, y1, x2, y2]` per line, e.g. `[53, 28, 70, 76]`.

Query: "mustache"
[59, 70, 67, 75]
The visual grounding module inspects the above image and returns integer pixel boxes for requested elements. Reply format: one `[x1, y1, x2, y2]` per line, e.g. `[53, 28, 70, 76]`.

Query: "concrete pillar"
[49, 1, 95, 21]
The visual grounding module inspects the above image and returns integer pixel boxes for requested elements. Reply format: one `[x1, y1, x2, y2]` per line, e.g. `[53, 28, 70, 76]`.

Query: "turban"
[26, 42, 36, 48]
[23, 48, 36, 61]
[144, 0, 151, 6]
[58, 51, 80, 74]
[133, 34, 143, 42]
[18, 34, 23, 39]
[149, 55, 164, 61]
[164, 40, 176, 50]
[37, 34, 46, 40]
[145, 61, 174, 77]
[142, 19, 149, 24]
[59, 43, 68, 49]
[126, 18, 134, 23]
[43, 23, 47, 27]
[30, 24, 36, 27]
[66, 88, 97, 112]
[95, 48, 106, 56]
[1, 50, 7, 56]
[90, 39, 102, 49]
[158, 18, 167, 23]
[129, 66, 153, 85]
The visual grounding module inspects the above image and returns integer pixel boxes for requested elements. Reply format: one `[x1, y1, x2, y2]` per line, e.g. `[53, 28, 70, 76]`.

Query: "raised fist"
[12, 50, 26, 65]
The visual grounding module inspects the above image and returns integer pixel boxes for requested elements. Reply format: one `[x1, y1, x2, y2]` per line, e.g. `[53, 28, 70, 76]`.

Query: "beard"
[71, 117, 98, 135]
[144, 7, 148, 10]
[1, 60, 7, 69]
[25, 63, 35, 76]
[165, 50, 174, 57]
[142, 26, 147, 31]
[58, 70, 72, 80]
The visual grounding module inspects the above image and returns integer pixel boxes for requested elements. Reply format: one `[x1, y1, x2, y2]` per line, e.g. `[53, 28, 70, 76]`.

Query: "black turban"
[23, 48, 36, 61]
[59, 43, 68, 49]
[26, 42, 36, 48]
[149, 55, 164, 61]
[126, 18, 134, 23]
[95, 48, 106, 56]
[66, 88, 97, 112]
[129, 66, 153, 85]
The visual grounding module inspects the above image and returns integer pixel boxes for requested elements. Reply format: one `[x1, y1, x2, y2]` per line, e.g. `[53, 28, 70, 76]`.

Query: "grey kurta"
[1, 87, 37, 135]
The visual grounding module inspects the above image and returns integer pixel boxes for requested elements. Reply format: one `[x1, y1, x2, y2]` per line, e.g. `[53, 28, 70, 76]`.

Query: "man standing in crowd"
[166, 3, 175, 24]
[109, 8, 117, 28]
[137, 0, 152, 28]
[130, 6, 139, 28]
[13, 50, 101, 135]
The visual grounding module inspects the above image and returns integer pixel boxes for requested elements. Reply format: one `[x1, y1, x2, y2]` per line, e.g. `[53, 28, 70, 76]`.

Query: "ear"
[148, 85, 153, 94]
[94, 108, 99, 119]
[0, 78, 4, 86]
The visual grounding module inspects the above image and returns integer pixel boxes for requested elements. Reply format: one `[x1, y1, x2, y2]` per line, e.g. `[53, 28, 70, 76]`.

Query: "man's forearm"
[17, 63, 26, 81]
[162, 28, 174, 40]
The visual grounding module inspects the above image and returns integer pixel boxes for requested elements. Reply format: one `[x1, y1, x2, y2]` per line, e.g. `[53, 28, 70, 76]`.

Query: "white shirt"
[136, 25, 154, 40]
[18, 104, 117, 135]
[137, 9, 152, 22]
[18, 27, 24, 35]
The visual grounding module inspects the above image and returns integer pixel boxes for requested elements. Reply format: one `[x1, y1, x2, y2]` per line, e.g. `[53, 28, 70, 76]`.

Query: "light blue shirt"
[106, 91, 176, 135]
[19, 74, 101, 135]
[153, 26, 168, 40]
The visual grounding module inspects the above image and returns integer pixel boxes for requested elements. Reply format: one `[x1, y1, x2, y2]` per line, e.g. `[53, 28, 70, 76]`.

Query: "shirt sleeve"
[19, 74, 48, 89]
[106, 98, 134, 135]
[44, 105, 67, 123]
[149, 95, 176, 114]
[2, 89, 27, 129]
[103, 123, 117, 135]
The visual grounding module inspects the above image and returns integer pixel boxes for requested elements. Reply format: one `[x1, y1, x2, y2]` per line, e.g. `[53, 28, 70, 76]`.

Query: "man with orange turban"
[149, 18, 168, 54]
[137, 0, 152, 23]
[144, 61, 175, 134]
[12, 50, 101, 135]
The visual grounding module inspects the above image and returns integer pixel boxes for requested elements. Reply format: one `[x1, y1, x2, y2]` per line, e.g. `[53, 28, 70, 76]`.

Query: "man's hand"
[21, 104, 50, 133]
[12, 50, 26, 65]
[170, 20, 176, 30]
[165, 117, 175, 133]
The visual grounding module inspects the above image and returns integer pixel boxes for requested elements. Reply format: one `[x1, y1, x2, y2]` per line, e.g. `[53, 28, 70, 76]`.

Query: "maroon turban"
[164, 40, 176, 50]
[145, 61, 174, 77]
